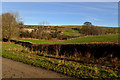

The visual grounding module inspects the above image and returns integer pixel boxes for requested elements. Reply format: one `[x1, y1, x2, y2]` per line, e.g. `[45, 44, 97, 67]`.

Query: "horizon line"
[24, 24, 118, 27]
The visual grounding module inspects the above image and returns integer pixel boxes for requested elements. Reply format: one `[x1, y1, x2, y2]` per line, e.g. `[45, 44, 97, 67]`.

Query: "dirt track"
[2, 57, 70, 78]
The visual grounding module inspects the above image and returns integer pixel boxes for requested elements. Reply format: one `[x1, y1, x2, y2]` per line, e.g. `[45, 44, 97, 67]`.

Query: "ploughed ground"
[2, 57, 70, 78]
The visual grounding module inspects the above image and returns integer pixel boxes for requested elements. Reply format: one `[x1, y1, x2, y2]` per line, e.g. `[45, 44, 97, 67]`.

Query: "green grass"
[13, 38, 61, 44]
[58, 28, 81, 36]
[64, 34, 119, 43]
[2, 42, 120, 78]
[13, 34, 119, 44]
[58, 28, 78, 32]
[63, 32, 81, 36]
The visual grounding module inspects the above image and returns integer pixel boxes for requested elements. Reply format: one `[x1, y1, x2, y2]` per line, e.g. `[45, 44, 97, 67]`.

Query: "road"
[2, 57, 70, 78]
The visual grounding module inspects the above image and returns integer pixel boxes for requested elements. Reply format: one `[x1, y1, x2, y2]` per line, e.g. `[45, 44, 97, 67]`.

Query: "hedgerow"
[2, 42, 120, 79]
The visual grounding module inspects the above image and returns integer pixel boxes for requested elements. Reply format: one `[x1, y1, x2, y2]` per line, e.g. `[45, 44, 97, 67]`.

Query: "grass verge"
[2, 42, 120, 78]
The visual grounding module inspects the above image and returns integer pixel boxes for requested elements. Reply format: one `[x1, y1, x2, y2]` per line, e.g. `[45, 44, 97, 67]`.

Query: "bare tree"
[37, 21, 50, 39]
[39, 21, 50, 26]
[18, 21, 24, 25]
[2, 12, 20, 41]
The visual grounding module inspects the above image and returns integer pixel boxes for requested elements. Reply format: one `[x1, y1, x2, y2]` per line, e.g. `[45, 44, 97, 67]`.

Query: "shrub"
[57, 34, 68, 40]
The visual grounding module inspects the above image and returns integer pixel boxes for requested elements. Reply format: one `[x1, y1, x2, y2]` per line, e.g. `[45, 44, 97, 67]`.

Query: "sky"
[2, 2, 118, 27]
[2, 0, 120, 2]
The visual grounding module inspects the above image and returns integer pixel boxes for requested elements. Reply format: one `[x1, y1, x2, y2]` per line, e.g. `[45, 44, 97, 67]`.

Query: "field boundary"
[8, 39, 120, 59]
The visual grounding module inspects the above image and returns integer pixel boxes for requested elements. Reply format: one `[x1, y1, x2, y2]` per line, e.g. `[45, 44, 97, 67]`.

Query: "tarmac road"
[2, 57, 70, 78]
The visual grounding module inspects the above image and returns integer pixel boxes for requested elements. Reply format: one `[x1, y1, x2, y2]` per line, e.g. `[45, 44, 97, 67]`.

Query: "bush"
[80, 26, 106, 35]
[57, 34, 68, 40]
[42, 33, 52, 40]
[20, 31, 31, 38]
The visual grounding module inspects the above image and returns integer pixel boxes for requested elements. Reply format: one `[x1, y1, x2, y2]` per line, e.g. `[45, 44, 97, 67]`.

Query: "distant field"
[64, 34, 119, 43]
[13, 34, 119, 44]
[58, 28, 78, 32]
[63, 32, 81, 36]
[58, 28, 81, 37]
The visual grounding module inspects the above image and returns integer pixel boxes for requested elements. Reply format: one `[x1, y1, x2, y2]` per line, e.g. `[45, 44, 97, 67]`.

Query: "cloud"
[20, 10, 86, 15]
[51, 2, 117, 13]
[84, 16, 101, 22]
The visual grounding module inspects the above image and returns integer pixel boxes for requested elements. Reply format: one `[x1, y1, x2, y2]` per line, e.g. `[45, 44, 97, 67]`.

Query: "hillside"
[13, 34, 119, 44]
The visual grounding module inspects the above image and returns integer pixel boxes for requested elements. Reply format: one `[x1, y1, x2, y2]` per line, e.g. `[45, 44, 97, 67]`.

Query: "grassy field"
[13, 34, 119, 44]
[2, 42, 120, 78]
[58, 28, 78, 32]
[64, 34, 119, 43]
[58, 27, 81, 37]
[63, 32, 81, 36]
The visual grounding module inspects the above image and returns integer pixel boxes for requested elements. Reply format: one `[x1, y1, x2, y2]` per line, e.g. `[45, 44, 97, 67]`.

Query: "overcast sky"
[2, 2, 118, 27]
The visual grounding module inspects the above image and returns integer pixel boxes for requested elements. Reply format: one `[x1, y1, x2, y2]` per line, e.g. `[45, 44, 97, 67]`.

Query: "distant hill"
[18, 24, 118, 29]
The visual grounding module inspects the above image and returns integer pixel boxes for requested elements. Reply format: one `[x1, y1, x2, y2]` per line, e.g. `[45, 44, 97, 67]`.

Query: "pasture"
[13, 34, 119, 44]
